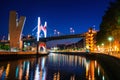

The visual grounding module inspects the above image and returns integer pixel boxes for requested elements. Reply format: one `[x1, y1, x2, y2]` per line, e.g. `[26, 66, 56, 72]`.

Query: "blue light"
[15, 66, 19, 78]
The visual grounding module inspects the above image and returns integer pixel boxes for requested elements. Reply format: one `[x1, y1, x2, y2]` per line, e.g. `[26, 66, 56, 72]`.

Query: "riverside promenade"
[108, 53, 120, 59]
[97, 52, 120, 59]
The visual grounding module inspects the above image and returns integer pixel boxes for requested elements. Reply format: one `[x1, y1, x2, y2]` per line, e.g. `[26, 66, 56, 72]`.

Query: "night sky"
[0, 0, 115, 40]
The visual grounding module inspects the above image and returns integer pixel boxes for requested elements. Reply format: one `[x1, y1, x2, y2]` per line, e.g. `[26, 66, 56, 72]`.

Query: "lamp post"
[108, 37, 113, 54]
[57, 31, 60, 36]
[101, 43, 104, 52]
[70, 27, 73, 34]
[54, 29, 57, 36]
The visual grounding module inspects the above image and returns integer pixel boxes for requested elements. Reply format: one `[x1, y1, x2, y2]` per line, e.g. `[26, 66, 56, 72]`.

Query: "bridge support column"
[38, 42, 47, 54]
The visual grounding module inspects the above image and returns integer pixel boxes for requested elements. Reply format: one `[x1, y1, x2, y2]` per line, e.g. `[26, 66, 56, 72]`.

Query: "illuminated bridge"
[22, 33, 85, 42]
[22, 33, 86, 53]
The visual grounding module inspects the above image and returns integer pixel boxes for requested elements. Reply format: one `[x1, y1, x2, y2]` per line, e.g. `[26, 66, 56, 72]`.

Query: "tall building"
[85, 28, 97, 52]
[9, 11, 26, 50]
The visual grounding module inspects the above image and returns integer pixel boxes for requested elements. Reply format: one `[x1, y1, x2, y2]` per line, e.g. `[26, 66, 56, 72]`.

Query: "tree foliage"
[96, 0, 120, 45]
[0, 43, 10, 50]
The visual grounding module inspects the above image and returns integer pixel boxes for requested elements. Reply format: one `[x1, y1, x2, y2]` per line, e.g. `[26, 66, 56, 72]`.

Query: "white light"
[72, 30, 75, 33]
[41, 58, 45, 70]
[108, 37, 113, 41]
[70, 27, 72, 30]
[98, 67, 100, 76]
[37, 17, 40, 41]
[57, 32, 60, 35]
[102, 43, 104, 46]
[44, 21, 47, 27]
[102, 75, 105, 80]
[34, 64, 40, 80]
[54, 29, 56, 32]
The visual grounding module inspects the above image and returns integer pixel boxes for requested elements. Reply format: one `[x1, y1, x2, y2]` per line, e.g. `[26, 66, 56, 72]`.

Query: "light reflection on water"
[0, 53, 108, 80]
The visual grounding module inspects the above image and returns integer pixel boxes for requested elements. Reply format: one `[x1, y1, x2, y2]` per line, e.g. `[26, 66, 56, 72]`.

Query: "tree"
[96, 0, 120, 45]
[0, 43, 10, 50]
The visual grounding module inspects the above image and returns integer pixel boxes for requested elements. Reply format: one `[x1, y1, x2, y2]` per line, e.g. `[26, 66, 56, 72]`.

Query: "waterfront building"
[85, 28, 97, 52]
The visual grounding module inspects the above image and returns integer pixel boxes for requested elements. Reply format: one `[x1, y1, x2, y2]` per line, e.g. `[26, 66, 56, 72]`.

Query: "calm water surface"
[0, 53, 108, 80]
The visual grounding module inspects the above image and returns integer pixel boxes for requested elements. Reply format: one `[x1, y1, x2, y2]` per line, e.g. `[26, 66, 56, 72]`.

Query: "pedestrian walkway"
[109, 53, 120, 59]
[98, 51, 120, 59]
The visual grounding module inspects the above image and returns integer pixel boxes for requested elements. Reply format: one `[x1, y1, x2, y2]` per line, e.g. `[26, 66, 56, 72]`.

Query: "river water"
[0, 53, 109, 80]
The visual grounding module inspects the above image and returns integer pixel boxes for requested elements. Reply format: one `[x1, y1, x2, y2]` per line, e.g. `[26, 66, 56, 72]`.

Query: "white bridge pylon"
[37, 17, 47, 41]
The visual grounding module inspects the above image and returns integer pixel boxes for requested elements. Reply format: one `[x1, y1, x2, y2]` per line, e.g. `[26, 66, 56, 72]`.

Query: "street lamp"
[108, 37, 113, 54]
[101, 43, 104, 52]
[101, 43, 104, 46]
[57, 31, 60, 36]
[54, 29, 57, 35]
[72, 29, 75, 34]
[70, 27, 73, 34]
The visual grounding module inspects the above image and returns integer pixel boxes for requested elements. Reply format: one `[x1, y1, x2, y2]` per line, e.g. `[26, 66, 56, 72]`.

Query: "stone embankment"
[0, 51, 48, 60]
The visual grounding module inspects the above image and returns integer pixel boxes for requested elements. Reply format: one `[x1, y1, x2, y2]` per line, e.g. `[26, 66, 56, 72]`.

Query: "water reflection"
[34, 57, 46, 80]
[47, 53, 108, 80]
[0, 53, 108, 80]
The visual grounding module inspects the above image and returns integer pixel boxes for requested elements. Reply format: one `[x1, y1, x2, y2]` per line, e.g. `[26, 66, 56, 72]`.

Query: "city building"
[85, 28, 97, 52]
